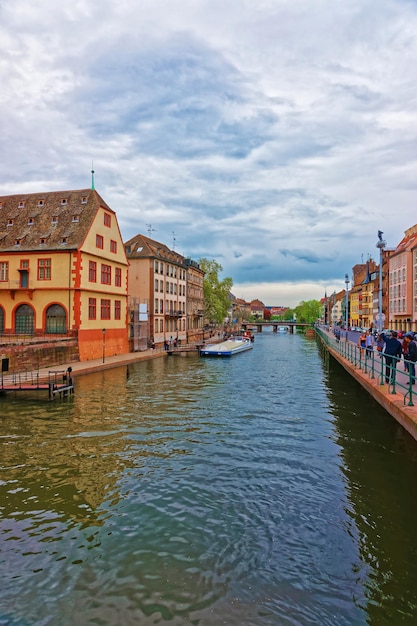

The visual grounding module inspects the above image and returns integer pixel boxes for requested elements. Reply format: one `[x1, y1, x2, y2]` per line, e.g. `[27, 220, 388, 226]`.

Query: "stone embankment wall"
[0, 340, 79, 374]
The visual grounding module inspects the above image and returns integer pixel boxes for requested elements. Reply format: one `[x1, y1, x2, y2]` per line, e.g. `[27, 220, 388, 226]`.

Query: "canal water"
[1, 331, 417, 626]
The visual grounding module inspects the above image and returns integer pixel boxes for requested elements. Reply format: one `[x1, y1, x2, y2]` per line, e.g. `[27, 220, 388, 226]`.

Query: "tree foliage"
[198, 258, 233, 325]
[293, 300, 321, 324]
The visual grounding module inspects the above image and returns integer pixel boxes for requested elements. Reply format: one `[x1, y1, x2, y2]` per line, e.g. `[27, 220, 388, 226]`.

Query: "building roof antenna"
[172, 231, 176, 250]
[146, 224, 156, 237]
[91, 161, 95, 190]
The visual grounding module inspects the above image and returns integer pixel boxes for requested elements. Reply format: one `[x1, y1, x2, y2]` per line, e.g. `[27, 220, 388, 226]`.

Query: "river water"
[1, 331, 417, 625]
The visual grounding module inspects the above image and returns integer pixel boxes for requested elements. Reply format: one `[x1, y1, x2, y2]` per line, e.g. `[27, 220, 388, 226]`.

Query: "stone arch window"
[15, 304, 34, 335]
[46, 304, 67, 334]
[0, 306, 4, 333]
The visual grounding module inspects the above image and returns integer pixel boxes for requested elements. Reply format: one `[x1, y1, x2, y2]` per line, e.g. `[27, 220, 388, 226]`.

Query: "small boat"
[199, 337, 253, 357]
[240, 329, 255, 342]
[277, 326, 289, 333]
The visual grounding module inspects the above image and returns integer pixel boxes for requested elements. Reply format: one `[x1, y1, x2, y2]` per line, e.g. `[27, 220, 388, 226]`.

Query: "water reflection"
[1, 334, 417, 624]
[326, 357, 417, 624]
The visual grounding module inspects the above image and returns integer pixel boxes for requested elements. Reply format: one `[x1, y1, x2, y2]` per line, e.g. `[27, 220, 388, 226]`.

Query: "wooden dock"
[0, 368, 74, 400]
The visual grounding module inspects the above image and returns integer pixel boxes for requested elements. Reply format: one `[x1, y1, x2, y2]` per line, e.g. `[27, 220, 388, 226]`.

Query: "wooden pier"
[0, 368, 74, 400]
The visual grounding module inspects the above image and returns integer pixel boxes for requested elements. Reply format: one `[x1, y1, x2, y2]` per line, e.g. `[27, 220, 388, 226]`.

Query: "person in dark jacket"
[381, 331, 403, 384]
[405, 333, 417, 385]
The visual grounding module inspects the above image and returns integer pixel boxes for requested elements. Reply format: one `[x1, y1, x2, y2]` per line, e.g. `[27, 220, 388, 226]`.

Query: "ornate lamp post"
[376, 231, 386, 334]
[345, 274, 349, 341]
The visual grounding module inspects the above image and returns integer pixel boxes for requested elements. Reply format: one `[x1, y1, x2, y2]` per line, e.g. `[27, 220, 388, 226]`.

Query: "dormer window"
[61, 237, 68, 244]
[15, 238, 22, 246]
[52, 216, 58, 224]
[72, 214, 79, 222]
[7, 219, 13, 227]
[61, 198, 68, 206]
[28, 217, 34, 225]
[38, 199, 45, 207]
[81, 196, 87, 204]
[18, 201, 25, 209]
[40, 238, 46, 245]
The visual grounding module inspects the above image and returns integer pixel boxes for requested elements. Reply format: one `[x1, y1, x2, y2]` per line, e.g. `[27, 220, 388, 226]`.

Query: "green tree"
[293, 300, 321, 324]
[198, 258, 233, 325]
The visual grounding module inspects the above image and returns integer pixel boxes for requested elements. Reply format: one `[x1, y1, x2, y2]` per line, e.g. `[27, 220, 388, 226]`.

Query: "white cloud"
[1, 0, 417, 304]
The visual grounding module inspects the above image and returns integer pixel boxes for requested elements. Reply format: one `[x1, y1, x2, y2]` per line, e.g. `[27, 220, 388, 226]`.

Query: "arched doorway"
[46, 304, 67, 334]
[15, 304, 34, 335]
[0, 307, 4, 333]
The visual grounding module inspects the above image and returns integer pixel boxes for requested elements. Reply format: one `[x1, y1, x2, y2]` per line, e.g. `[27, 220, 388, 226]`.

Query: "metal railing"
[316, 328, 416, 407]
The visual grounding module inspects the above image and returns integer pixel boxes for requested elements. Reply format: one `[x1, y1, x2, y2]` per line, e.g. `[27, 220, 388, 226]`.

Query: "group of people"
[357, 329, 417, 385]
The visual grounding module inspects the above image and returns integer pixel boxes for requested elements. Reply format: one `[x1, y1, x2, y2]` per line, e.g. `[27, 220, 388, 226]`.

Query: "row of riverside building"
[323, 225, 417, 333]
[0, 187, 205, 361]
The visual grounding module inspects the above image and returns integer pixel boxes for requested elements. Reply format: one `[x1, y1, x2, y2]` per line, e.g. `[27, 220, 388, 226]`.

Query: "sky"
[1, 0, 417, 307]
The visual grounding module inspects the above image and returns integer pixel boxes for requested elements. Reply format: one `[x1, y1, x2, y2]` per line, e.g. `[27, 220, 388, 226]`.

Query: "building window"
[96, 234, 104, 249]
[110, 239, 117, 253]
[155, 298, 159, 313]
[38, 199, 44, 207]
[61, 198, 68, 205]
[81, 196, 87, 204]
[101, 264, 111, 284]
[101, 299, 111, 320]
[89, 260, 97, 282]
[89, 298, 97, 320]
[72, 214, 79, 222]
[52, 216, 58, 224]
[37, 258, 51, 280]
[28, 217, 34, 225]
[104, 213, 111, 227]
[155, 278, 159, 292]
[115, 267, 122, 287]
[7, 219, 13, 226]
[114, 300, 121, 320]
[0, 262, 8, 281]
[18, 201, 25, 208]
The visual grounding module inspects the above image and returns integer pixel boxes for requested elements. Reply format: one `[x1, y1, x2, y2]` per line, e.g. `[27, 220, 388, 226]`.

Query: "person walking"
[404, 333, 417, 385]
[358, 331, 366, 356]
[365, 330, 374, 358]
[381, 331, 403, 385]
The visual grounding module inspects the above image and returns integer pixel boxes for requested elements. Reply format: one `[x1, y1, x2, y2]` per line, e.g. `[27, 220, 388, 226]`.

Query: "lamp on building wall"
[102, 328, 106, 363]
[376, 231, 386, 334]
[345, 274, 349, 341]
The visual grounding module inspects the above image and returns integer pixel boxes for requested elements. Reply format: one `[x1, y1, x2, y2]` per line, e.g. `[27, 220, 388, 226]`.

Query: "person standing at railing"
[404, 333, 417, 385]
[381, 331, 402, 384]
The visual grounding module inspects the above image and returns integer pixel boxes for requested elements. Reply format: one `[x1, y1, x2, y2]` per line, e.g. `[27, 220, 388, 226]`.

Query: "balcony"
[0, 279, 35, 300]
[164, 309, 183, 318]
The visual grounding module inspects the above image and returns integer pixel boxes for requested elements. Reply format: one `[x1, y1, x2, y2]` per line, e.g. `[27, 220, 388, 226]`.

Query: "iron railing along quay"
[316, 327, 416, 407]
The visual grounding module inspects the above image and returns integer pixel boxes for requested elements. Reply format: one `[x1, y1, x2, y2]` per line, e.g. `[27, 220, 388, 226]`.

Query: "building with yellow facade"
[0, 188, 129, 360]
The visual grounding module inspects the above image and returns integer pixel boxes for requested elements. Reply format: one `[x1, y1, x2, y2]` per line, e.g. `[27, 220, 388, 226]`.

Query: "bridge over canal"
[241, 322, 312, 334]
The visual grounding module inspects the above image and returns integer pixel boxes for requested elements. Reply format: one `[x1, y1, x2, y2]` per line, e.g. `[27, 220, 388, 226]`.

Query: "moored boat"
[199, 337, 253, 357]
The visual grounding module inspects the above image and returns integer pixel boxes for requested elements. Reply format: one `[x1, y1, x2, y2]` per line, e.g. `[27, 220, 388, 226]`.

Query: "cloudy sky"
[1, 0, 416, 306]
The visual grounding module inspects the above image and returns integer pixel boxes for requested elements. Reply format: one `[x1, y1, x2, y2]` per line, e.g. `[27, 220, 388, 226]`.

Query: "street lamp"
[376, 231, 386, 334]
[345, 274, 349, 341]
[102, 328, 106, 363]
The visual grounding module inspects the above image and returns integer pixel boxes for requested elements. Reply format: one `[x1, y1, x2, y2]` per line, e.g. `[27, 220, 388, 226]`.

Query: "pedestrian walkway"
[316, 327, 417, 442]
